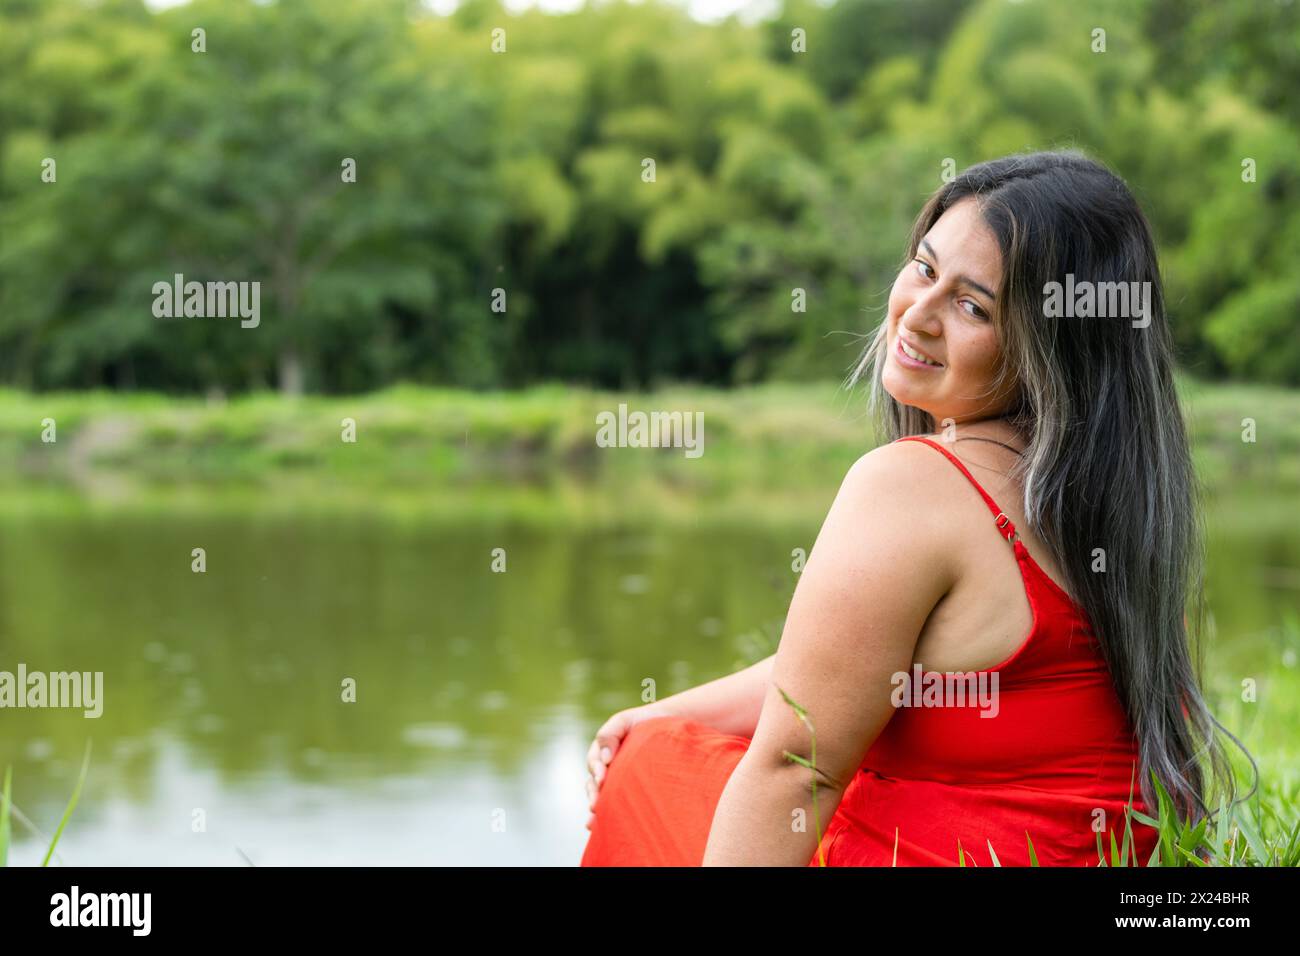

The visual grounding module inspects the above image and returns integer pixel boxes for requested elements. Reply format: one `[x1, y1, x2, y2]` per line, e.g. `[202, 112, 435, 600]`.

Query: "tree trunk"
[278, 348, 304, 395]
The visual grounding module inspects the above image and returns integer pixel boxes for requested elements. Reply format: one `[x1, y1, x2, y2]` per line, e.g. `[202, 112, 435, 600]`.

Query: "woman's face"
[882, 197, 1019, 425]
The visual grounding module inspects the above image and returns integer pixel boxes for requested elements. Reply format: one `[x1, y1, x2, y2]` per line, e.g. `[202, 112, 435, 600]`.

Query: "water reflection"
[0, 501, 1295, 864]
[0, 516, 800, 864]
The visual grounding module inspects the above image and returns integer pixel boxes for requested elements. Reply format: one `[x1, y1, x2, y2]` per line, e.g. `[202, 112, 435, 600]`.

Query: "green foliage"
[1, 0, 1298, 391]
[1120, 769, 1300, 867]
[1205, 279, 1300, 386]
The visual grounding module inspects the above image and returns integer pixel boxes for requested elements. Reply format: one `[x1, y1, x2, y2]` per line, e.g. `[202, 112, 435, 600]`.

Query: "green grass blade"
[1232, 807, 1270, 865]
[1, 765, 11, 867]
[1150, 770, 1179, 867]
[1119, 818, 1133, 866]
[776, 685, 808, 722]
[1129, 808, 1160, 828]
[41, 741, 91, 867]
[1120, 762, 1138, 862]
[1280, 818, 1300, 867]
[782, 751, 815, 771]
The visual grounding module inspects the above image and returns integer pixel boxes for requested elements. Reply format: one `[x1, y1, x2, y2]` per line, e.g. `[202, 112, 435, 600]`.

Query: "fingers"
[585, 713, 633, 826]
[586, 737, 610, 784]
[591, 753, 607, 786]
[586, 723, 623, 782]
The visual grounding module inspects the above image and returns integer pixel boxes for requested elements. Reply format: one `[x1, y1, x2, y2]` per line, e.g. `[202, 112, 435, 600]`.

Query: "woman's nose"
[901, 296, 944, 338]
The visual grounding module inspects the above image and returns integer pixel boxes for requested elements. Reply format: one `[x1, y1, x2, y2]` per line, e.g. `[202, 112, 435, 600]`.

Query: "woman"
[579, 150, 1250, 867]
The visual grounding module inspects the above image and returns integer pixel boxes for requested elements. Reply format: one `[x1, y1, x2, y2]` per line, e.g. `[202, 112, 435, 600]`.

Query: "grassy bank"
[1, 376, 1298, 524]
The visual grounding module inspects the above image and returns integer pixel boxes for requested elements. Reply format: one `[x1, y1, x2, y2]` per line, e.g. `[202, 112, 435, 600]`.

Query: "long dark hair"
[848, 150, 1253, 825]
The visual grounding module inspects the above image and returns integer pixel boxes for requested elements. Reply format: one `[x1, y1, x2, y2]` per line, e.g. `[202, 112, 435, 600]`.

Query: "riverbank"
[1, 376, 1297, 525]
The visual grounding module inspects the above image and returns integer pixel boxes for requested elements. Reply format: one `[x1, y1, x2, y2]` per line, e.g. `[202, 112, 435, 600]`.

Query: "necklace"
[956, 435, 1027, 457]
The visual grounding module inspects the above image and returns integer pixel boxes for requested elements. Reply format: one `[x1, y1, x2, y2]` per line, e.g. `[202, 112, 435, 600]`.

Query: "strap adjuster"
[994, 512, 1020, 543]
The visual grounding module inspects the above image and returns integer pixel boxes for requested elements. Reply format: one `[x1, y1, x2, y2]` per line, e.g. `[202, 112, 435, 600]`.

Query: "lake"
[0, 491, 1296, 865]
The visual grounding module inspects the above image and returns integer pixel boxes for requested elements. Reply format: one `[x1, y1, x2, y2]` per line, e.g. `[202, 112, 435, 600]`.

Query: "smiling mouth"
[897, 337, 943, 368]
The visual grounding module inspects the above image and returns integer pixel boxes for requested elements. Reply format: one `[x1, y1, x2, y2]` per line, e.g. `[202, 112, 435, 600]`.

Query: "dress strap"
[894, 436, 1020, 544]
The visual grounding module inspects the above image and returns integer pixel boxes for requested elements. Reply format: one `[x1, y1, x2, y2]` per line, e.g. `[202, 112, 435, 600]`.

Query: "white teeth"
[901, 340, 940, 366]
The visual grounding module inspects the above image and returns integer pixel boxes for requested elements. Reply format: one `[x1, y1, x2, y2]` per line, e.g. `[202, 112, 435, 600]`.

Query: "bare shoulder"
[823, 438, 963, 580]
[842, 437, 965, 518]
[793, 441, 963, 611]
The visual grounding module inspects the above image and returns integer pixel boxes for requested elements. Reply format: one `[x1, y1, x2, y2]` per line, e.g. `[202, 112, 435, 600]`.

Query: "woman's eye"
[962, 300, 989, 320]
[913, 258, 934, 279]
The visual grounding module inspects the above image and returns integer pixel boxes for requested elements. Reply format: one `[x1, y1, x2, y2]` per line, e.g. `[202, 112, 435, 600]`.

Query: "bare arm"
[642, 653, 775, 738]
[702, 442, 956, 865]
[585, 653, 774, 823]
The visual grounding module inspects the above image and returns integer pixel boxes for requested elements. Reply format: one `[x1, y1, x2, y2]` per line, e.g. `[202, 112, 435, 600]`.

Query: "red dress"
[580, 436, 1158, 866]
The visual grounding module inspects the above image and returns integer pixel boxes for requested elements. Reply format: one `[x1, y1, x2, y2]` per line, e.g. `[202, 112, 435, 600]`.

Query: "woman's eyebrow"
[919, 239, 998, 301]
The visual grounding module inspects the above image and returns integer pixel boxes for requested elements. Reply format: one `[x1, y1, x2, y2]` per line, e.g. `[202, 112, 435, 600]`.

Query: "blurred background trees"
[1, 0, 1296, 393]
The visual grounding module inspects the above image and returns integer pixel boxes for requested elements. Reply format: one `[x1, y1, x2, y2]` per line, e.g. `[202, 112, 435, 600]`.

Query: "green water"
[0, 495, 1296, 865]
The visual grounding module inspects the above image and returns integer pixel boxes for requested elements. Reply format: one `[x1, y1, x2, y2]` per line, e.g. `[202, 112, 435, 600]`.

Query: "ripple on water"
[26, 738, 53, 761]
[619, 574, 649, 594]
[402, 723, 468, 749]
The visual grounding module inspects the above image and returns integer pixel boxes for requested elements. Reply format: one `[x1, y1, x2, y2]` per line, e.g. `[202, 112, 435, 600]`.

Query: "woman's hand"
[584, 705, 670, 831]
